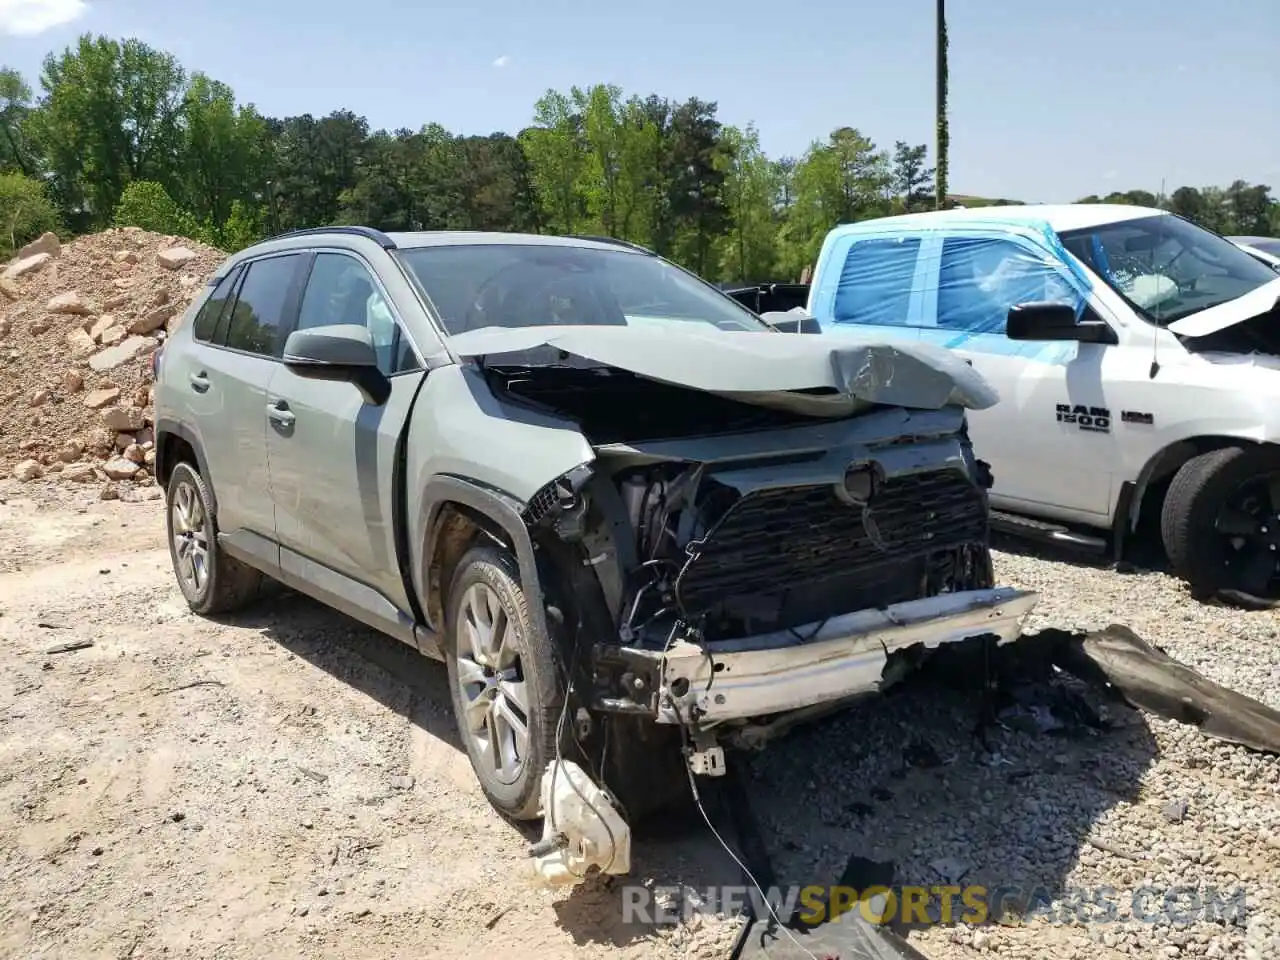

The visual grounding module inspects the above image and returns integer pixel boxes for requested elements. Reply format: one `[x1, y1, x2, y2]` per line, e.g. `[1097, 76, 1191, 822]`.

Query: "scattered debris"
[1040, 624, 1280, 755]
[1161, 798, 1190, 823]
[44, 639, 93, 655]
[152, 680, 225, 696]
[390, 775, 415, 791]
[1087, 836, 1144, 862]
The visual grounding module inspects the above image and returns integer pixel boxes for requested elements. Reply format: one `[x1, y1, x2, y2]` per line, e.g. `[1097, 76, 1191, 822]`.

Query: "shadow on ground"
[220, 589, 1161, 958]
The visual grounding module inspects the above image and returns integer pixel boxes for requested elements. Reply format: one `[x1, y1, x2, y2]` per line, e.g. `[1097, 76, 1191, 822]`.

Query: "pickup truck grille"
[673, 468, 988, 617]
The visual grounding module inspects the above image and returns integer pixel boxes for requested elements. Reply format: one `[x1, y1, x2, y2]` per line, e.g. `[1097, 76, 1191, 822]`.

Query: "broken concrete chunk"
[0, 277, 19, 300]
[83, 387, 121, 409]
[57, 439, 85, 462]
[99, 325, 126, 347]
[88, 336, 152, 371]
[67, 328, 97, 359]
[89, 315, 116, 341]
[18, 232, 61, 260]
[128, 306, 173, 335]
[102, 457, 140, 480]
[62, 462, 96, 482]
[12, 459, 43, 481]
[2, 252, 51, 281]
[157, 247, 197, 271]
[101, 405, 146, 432]
[47, 292, 96, 316]
[63, 371, 84, 393]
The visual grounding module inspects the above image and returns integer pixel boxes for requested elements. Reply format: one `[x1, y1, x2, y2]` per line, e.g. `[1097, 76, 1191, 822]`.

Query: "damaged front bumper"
[648, 587, 1039, 726]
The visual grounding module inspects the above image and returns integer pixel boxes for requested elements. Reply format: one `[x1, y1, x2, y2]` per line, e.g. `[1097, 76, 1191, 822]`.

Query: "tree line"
[2, 33, 1277, 279]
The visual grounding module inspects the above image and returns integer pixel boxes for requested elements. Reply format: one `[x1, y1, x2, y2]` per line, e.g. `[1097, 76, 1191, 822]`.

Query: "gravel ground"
[1, 479, 1277, 960]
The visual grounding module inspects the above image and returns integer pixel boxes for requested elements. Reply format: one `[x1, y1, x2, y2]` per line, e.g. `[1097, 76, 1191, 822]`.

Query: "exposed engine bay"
[612, 460, 994, 644]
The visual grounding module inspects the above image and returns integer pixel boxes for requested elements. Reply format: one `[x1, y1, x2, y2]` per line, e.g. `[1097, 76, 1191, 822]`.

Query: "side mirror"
[282, 323, 391, 405]
[759, 310, 823, 334]
[1006, 302, 1117, 345]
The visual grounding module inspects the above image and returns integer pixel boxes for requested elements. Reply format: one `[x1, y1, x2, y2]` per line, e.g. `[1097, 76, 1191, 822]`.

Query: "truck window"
[936, 236, 1081, 335]
[831, 238, 920, 326]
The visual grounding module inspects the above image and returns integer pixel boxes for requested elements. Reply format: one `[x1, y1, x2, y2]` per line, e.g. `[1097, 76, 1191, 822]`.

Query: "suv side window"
[935, 236, 1082, 335]
[223, 254, 303, 357]
[192, 266, 242, 342]
[295, 252, 420, 375]
[831, 237, 921, 326]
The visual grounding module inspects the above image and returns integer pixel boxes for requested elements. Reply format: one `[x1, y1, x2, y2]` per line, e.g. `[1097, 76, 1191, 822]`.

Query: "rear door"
[264, 250, 426, 613]
[176, 252, 306, 541]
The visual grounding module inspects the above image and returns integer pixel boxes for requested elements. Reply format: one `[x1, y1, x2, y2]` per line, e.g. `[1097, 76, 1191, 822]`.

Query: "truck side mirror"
[1006, 302, 1117, 345]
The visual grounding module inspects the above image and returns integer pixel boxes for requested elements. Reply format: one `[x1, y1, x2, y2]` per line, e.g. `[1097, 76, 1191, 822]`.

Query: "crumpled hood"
[446, 324, 999, 417]
[1167, 276, 1280, 338]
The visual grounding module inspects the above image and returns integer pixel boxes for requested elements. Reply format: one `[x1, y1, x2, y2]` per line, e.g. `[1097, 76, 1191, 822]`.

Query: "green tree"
[269, 110, 369, 229]
[666, 97, 729, 276]
[112, 179, 198, 237]
[521, 90, 587, 234]
[777, 127, 891, 277]
[32, 35, 186, 228]
[0, 68, 36, 176]
[892, 141, 934, 212]
[718, 123, 780, 281]
[181, 73, 270, 231]
[0, 171, 60, 256]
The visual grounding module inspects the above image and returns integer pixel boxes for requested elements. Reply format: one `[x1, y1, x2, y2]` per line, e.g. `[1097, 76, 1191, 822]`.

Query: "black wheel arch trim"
[419, 474, 551, 648]
[1127, 435, 1262, 536]
[154, 417, 216, 516]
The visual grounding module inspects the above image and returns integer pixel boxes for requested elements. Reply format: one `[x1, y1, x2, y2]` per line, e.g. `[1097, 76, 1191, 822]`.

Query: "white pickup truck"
[801, 204, 1280, 606]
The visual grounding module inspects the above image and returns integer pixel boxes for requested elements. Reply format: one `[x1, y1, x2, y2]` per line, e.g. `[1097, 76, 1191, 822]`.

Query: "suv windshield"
[1058, 214, 1278, 325]
[395, 242, 767, 336]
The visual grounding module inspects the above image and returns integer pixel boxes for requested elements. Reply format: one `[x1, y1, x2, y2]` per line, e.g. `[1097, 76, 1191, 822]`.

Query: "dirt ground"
[2, 481, 1277, 960]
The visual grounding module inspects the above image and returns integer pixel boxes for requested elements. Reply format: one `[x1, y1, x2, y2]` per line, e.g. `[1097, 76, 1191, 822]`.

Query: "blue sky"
[1, 0, 1276, 202]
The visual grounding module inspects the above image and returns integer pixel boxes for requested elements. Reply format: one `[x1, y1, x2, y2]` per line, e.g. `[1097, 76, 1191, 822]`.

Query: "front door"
[264, 250, 426, 613]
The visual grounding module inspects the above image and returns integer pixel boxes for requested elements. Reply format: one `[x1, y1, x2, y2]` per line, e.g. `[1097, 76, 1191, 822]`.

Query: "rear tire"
[165, 462, 263, 615]
[1161, 445, 1280, 603]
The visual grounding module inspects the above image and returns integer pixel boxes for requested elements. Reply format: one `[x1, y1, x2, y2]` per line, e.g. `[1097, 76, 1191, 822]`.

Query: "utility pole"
[935, 0, 949, 211]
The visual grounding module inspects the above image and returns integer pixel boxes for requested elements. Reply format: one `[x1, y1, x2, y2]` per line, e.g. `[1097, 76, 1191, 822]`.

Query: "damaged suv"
[152, 228, 1038, 875]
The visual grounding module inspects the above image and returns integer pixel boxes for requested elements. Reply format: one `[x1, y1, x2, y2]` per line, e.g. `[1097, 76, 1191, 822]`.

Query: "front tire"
[1161, 445, 1280, 604]
[165, 462, 263, 615]
[445, 546, 565, 819]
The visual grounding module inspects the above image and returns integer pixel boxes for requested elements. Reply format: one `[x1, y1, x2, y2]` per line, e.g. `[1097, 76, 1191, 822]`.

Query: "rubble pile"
[0, 228, 224, 495]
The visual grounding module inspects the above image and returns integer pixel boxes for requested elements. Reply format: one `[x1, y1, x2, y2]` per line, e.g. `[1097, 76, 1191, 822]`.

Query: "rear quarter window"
[191, 266, 243, 342]
[831, 237, 922, 326]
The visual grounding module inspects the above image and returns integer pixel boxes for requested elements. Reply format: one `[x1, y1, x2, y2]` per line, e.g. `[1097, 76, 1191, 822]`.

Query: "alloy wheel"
[453, 582, 531, 786]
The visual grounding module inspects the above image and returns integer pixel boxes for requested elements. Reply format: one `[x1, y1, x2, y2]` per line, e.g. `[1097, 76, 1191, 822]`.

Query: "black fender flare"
[153, 417, 217, 516]
[418, 474, 550, 646]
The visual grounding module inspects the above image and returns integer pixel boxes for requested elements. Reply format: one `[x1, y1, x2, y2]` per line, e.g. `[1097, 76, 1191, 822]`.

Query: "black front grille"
[674, 469, 988, 617]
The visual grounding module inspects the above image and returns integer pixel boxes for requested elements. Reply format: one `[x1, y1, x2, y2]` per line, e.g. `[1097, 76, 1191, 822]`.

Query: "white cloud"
[0, 0, 88, 37]
[1102, 170, 1118, 180]
[492, 55, 510, 68]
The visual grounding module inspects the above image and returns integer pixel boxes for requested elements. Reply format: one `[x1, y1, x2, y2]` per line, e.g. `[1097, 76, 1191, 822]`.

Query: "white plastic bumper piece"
[530, 759, 632, 888]
[654, 587, 1039, 725]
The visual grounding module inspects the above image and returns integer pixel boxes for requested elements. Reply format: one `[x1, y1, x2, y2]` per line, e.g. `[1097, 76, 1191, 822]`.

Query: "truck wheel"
[165, 462, 263, 615]
[445, 545, 564, 820]
[1161, 445, 1280, 603]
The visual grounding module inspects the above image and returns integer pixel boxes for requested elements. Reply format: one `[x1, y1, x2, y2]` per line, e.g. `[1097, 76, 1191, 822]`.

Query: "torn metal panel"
[1045, 624, 1280, 755]
[446, 323, 1000, 416]
[649, 588, 1038, 725]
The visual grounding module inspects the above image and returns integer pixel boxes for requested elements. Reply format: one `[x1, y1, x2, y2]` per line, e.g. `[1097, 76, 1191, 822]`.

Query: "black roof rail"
[270, 225, 398, 249]
[567, 234, 655, 255]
